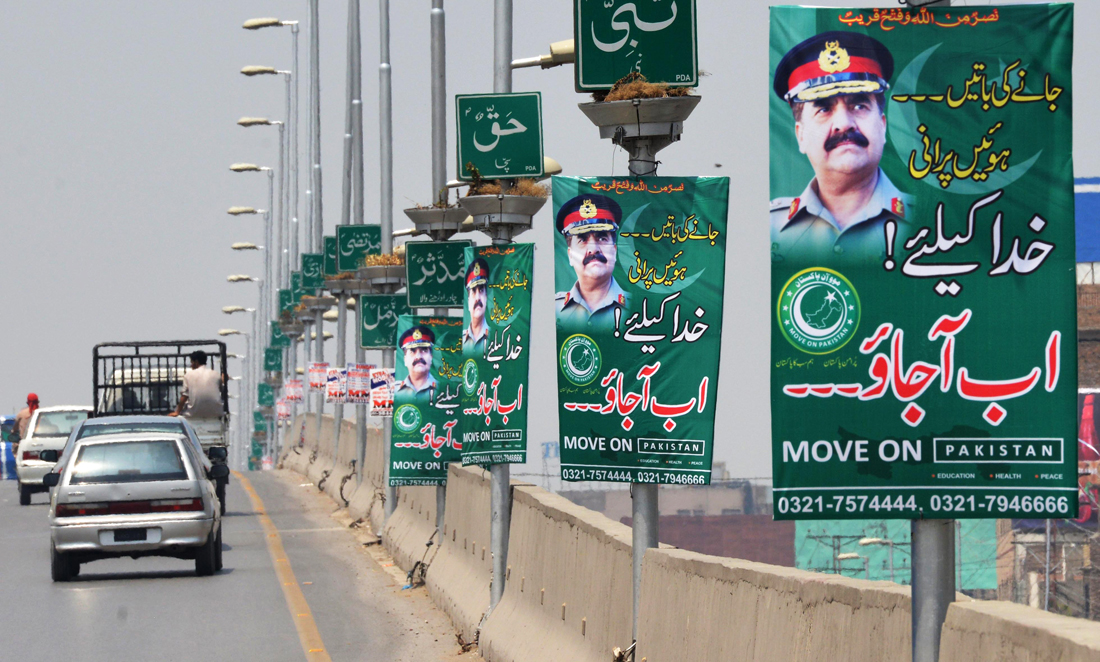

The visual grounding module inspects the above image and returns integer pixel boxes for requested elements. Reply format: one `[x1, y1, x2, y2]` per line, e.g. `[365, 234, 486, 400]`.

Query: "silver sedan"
[45, 431, 227, 581]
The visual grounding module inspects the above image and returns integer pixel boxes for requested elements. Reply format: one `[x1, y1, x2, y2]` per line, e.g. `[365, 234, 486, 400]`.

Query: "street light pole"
[430, 0, 448, 530]
[351, 0, 370, 487]
[310, 0, 323, 253]
[379, 0, 397, 520]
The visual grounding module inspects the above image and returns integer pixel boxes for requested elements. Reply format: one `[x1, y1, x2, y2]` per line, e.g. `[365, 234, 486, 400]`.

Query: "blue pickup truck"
[1, 416, 15, 480]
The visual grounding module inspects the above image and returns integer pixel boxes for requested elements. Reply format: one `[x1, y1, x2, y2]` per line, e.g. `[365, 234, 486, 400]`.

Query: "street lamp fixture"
[836, 552, 870, 580]
[231, 242, 260, 250]
[227, 275, 258, 283]
[238, 117, 281, 127]
[512, 39, 575, 70]
[228, 206, 259, 215]
[309, 331, 334, 340]
[859, 537, 898, 582]
[222, 306, 254, 314]
[241, 66, 280, 76]
[322, 310, 339, 322]
[230, 163, 270, 173]
[218, 329, 242, 337]
[228, 353, 244, 359]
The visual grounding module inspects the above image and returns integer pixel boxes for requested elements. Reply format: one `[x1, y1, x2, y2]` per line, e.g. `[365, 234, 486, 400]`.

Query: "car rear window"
[78, 422, 184, 439]
[70, 440, 188, 484]
[33, 411, 89, 438]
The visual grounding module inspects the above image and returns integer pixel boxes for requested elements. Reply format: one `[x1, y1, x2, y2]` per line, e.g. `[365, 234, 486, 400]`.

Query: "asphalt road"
[0, 470, 463, 662]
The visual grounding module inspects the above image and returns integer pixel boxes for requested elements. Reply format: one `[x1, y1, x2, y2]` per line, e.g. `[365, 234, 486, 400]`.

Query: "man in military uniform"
[463, 257, 489, 357]
[771, 31, 912, 263]
[396, 325, 437, 402]
[555, 194, 628, 332]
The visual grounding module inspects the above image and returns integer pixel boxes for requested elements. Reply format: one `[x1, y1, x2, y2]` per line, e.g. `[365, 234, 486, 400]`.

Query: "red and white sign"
[325, 367, 347, 404]
[276, 398, 291, 421]
[370, 368, 394, 417]
[346, 362, 374, 405]
[285, 379, 304, 402]
[308, 362, 329, 391]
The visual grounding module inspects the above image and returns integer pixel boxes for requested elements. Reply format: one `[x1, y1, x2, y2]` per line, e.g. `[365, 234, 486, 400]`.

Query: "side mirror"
[39, 450, 59, 463]
[208, 464, 230, 480]
[42, 473, 60, 488]
[207, 447, 228, 461]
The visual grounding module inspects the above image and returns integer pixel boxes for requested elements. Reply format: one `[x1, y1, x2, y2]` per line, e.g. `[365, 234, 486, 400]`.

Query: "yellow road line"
[236, 471, 332, 662]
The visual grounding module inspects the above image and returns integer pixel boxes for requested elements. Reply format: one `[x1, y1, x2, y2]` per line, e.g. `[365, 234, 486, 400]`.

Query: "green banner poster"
[253, 409, 267, 433]
[359, 294, 411, 349]
[553, 177, 730, 484]
[459, 243, 534, 465]
[270, 322, 291, 348]
[769, 5, 1076, 520]
[336, 225, 382, 272]
[390, 315, 464, 486]
[258, 384, 275, 408]
[302, 253, 325, 290]
[406, 240, 473, 308]
[264, 347, 283, 373]
[323, 236, 338, 278]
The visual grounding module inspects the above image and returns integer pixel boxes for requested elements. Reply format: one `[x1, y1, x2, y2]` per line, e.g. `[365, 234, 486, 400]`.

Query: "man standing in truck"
[169, 351, 223, 419]
[11, 393, 39, 454]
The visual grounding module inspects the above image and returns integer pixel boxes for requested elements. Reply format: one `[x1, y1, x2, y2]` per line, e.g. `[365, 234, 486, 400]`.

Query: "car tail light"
[22, 451, 39, 461]
[55, 502, 109, 517]
[55, 498, 204, 517]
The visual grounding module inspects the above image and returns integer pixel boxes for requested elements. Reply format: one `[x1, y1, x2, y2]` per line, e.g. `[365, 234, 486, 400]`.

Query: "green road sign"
[323, 236, 338, 277]
[302, 253, 325, 289]
[456, 92, 543, 180]
[360, 294, 411, 349]
[290, 272, 304, 302]
[406, 240, 473, 308]
[279, 289, 293, 314]
[574, 0, 697, 91]
[253, 422, 267, 434]
[253, 410, 266, 426]
[270, 322, 291, 348]
[258, 383, 275, 408]
[337, 225, 382, 272]
[768, 5, 1076, 520]
[264, 347, 283, 373]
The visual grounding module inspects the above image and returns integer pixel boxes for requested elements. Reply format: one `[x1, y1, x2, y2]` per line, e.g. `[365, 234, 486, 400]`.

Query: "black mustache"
[824, 128, 869, 152]
[413, 359, 428, 366]
[473, 301, 484, 310]
[583, 252, 608, 266]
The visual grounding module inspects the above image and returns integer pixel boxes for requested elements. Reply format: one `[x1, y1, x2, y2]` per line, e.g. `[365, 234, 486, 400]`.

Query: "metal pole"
[379, 0, 397, 520]
[314, 310, 325, 448]
[340, 0, 355, 231]
[310, 0, 323, 251]
[303, 319, 313, 414]
[267, 169, 275, 324]
[488, 0, 513, 612]
[1044, 518, 1052, 611]
[911, 518, 956, 662]
[283, 74, 293, 285]
[351, 0, 369, 487]
[631, 483, 657, 639]
[430, 0, 447, 203]
[430, 0, 448, 533]
[889, 542, 895, 583]
[276, 123, 286, 290]
[291, 24, 301, 263]
[333, 295, 347, 465]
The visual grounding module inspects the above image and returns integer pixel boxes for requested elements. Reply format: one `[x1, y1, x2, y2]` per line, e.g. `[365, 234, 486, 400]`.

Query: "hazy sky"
[0, 0, 1089, 480]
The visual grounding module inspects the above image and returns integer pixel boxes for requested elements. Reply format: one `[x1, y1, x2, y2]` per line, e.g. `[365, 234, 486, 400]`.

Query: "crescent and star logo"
[777, 268, 860, 354]
[559, 334, 602, 386]
[462, 359, 479, 395]
[394, 404, 421, 433]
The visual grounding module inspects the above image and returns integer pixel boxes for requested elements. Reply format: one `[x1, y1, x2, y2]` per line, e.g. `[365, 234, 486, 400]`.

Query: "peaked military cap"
[465, 257, 489, 290]
[556, 194, 621, 236]
[773, 31, 893, 103]
[399, 325, 435, 350]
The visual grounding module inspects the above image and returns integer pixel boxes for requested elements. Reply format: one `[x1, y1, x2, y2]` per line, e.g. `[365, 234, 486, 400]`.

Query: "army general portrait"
[771, 31, 913, 264]
[555, 194, 629, 333]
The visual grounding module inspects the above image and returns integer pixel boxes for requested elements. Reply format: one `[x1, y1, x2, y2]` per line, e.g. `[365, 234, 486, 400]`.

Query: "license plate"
[114, 529, 147, 542]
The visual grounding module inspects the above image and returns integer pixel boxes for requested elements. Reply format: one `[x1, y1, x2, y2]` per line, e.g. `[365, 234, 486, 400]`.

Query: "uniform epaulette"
[770, 197, 794, 212]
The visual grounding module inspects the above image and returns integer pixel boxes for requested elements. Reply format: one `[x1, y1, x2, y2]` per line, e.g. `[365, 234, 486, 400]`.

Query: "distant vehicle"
[15, 406, 90, 505]
[44, 431, 228, 581]
[93, 341, 231, 514]
[1, 416, 15, 480]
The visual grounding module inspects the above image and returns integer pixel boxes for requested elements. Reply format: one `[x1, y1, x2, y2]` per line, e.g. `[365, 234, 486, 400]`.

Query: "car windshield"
[78, 422, 184, 439]
[70, 440, 188, 484]
[32, 411, 89, 438]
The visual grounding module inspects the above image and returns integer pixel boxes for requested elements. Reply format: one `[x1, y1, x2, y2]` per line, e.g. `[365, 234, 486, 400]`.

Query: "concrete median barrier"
[381, 485, 439, 573]
[635, 547, 912, 662]
[940, 599, 1100, 662]
[478, 485, 634, 662]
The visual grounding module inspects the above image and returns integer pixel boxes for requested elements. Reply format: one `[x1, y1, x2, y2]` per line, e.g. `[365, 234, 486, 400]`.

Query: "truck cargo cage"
[92, 341, 229, 418]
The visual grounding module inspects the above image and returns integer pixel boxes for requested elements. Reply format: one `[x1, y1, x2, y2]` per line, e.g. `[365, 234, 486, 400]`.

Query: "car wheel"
[51, 544, 75, 582]
[195, 528, 217, 577]
[214, 526, 223, 572]
[215, 478, 227, 516]
[19, 483, 31, 506]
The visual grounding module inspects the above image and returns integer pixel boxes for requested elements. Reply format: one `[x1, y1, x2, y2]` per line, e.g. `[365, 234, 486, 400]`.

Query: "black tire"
[213, 526, 223, 572]
[19, 483, 31, 506]
[215, 478, 227, 516]
[195, 527, 217, 577]
[51, 544, 75, 582]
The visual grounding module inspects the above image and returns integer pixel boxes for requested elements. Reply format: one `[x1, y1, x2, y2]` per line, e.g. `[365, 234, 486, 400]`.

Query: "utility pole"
[379, 0, 397, 519]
